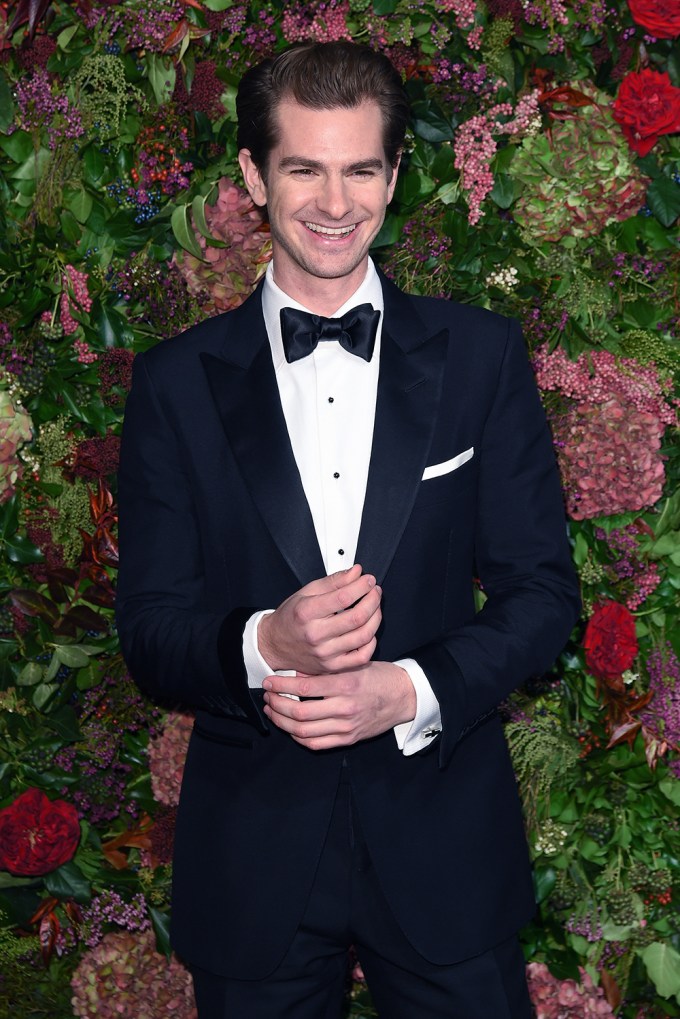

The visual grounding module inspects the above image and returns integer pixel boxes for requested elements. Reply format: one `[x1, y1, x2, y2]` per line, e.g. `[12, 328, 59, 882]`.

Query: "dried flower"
[0, 390, 33, 504]
[173, 177, 271, 315]
[71, 929, 197, 1018]
[148, 712, 194, 807]
[527, 961, 615, 1016]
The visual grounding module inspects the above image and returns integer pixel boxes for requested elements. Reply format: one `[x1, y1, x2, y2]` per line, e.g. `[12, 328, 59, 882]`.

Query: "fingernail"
[263, 679, 272, 690]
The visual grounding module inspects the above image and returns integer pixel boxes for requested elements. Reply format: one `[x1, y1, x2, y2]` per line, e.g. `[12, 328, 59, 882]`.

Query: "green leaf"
[147, 53, 176, 106]
[203, 0, 234, 8]
[32, 682, 59, 710]
[171, 203, 205, 260]
[45, 705, 80, 742]
[0, 73, 14, 133]
[191, 194, 227, 247]
[17, 662, 44, 687]
[647, 177, 680, 228]
[66, 189, 94, 224]
[12, 147, 51, 181]
[639, 942, 680, 1001]
[4, 533, 43, 565]
[57, 24, 79, 49]
[54, 645, 91, 668]
[0, 130, 34, 163]
[83, 145, 107, 185]
[533, 866, 556, 904]
[660, 776, 680, 807]
[372, 0, 398, 12]
[60, 209, 82, 245]
[436, 181, 459, 205]
[150, 906, 172, 958]
[490, 173, 518, 210]
[44, 860, 91, 903]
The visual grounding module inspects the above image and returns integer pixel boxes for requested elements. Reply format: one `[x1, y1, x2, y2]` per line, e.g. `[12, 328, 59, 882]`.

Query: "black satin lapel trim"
[200, 348, 326, 587]
[355, 328, 449, 584]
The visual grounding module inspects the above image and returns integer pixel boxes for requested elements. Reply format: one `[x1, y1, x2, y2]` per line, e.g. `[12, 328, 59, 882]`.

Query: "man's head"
[236, 41, 409, 181]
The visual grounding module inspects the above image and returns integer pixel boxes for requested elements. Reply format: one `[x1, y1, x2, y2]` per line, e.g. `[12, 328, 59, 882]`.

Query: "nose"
[316, 173, 353, 220]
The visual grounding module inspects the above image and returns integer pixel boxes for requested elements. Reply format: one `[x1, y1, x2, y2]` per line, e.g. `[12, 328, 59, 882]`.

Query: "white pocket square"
[422, 446, 474, 481]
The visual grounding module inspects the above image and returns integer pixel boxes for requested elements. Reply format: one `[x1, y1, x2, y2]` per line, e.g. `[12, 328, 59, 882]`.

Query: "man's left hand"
[262, 662, 416, 750]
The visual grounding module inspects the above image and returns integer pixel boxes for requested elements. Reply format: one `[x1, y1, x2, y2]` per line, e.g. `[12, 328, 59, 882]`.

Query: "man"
[116, 41, 580, 1017]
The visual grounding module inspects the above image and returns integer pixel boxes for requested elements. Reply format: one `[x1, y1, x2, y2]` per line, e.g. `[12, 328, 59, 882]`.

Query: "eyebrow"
[277, 157, 386, 173]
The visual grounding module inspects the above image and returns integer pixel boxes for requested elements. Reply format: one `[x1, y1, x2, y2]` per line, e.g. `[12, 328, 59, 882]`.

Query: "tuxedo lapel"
[355, 282, 449, 584]
[200, 290, 325, 588]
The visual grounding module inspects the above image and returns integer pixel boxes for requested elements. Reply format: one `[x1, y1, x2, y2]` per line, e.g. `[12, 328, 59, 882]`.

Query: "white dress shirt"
[242, 259, 442, 755]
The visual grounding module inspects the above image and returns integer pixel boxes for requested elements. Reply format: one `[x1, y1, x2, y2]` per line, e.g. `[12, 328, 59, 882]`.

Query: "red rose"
[628, 0, 680, 38]
[583, 601, 638, 686]
[612, 68, 680, 157]
[0, 788, 80, 877]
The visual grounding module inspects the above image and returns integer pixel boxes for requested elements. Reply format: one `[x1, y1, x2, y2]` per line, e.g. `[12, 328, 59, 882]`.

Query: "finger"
[297, 587, 382, 647]
[297, 574, 380, 627]
[263, 700, 355, 742]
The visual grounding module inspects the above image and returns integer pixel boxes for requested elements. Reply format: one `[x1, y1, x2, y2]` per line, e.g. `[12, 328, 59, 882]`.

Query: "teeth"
[305, 223, 356, 236]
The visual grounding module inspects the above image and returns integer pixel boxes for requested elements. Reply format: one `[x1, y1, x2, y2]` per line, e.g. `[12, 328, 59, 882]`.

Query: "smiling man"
[116, 41, 580, 1018]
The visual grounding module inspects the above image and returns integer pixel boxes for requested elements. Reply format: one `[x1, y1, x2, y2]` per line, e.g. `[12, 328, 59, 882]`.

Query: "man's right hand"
[257, 564, 382, 675]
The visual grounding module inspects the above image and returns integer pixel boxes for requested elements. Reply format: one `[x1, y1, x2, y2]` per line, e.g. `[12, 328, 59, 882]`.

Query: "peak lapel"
[355, 288, 449, 584]
[200, 295, 325, 588]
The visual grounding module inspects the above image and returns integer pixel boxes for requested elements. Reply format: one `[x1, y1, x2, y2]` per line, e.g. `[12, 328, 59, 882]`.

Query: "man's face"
[239, 99, 399, 307]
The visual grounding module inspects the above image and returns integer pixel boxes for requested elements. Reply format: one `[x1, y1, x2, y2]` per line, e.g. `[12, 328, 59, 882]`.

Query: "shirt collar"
[262, 259, 384, 370]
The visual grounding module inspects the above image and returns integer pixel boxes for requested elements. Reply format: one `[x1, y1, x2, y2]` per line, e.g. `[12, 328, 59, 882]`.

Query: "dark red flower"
[0, 788, 80, 876]
[627, 0, 680, 38]
[583, 601, 638, 686]
[612, 68, 680, 157]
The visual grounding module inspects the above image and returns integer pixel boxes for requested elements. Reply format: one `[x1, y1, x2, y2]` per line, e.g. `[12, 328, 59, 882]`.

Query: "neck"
[272, 262, 369, 316]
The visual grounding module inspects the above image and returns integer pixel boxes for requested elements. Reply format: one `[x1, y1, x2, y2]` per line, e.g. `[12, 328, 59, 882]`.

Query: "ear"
[238, 149, 268, 207]
[386, 151, 402, 204]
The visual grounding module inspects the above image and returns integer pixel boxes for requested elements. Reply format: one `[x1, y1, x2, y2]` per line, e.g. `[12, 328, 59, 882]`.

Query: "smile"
[305, 223, 356, 236]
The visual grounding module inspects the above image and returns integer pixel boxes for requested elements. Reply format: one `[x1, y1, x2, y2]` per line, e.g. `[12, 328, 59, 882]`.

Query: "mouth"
[304, 223, 357, 237]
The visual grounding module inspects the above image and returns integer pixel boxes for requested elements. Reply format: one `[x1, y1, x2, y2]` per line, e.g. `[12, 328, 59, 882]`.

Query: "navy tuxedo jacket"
[116, 272, 580, 978]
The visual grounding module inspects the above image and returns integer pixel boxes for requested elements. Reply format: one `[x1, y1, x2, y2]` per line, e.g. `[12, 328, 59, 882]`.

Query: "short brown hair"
[236, 42, 409, 178]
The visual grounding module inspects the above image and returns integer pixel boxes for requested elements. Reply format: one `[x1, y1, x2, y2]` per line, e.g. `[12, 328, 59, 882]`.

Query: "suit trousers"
[189, 763, 533, 1018]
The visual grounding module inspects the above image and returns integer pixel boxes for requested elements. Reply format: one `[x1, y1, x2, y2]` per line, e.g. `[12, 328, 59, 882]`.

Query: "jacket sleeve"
[115, 352, 266, 729]
[409, 320, 580, 766]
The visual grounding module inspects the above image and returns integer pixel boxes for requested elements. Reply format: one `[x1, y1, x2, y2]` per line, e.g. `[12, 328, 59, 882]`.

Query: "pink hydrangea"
[71, 929, 196, 1019]
[527, 962, 615, 1017]
[148, 712, 194, 807]
[0, 391, 33, 504]
[173, 177, 271, 315]
[534, 346, 676, 520]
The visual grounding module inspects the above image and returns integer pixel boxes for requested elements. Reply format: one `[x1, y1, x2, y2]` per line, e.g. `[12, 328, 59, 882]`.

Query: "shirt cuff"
[243, 610, 296, 688]
[392, 658, 442, 756]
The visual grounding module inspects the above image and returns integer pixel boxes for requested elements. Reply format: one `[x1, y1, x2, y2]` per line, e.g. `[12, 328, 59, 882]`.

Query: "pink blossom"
[148, 712, 194, 807]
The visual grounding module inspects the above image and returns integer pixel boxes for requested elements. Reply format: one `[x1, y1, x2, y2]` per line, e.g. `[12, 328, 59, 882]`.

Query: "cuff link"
[422, 727, 441, 740]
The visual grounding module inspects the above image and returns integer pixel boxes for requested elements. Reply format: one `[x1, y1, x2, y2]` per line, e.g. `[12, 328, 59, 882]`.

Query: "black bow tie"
[280, 304, 381, 364]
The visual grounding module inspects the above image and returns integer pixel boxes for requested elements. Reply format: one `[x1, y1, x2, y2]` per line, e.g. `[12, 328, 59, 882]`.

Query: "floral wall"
[0, 0, 678, 1016]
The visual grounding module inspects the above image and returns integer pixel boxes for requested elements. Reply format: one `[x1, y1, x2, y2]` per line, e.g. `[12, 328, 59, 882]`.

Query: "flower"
[627, 0, 680, 38]
[148, 712, 194, 807]
[512, 89, 649, 243]
[0, 787, 80, 876]
[71, 929, 197, 1018]
[612, 68, 680, 157]
[583, 601, 638, 688]
[527, 962, 615, 1017]
[0, 390, 33, 504]
[172, 177, 271, 315]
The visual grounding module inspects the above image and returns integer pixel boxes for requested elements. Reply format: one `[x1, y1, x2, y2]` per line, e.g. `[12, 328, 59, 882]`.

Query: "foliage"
[0, 0, 678, 1016]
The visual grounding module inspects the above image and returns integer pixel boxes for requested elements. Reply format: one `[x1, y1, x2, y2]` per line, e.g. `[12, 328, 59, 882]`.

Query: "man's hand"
[261, 661, 417, 751]
[258, 564, 382, 675]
